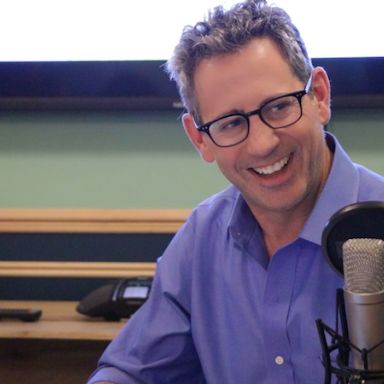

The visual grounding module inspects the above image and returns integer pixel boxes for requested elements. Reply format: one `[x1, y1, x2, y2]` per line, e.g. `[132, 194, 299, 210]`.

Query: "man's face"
[183, 37, 332, 217]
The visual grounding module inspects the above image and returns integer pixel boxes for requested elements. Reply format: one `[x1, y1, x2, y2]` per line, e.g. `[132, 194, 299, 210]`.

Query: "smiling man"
[87, 1, 384, 383]
[182, 37, 332, 257]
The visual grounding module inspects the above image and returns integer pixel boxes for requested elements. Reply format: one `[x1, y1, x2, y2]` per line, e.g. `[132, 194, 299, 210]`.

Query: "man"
[88, 1, 384, 383]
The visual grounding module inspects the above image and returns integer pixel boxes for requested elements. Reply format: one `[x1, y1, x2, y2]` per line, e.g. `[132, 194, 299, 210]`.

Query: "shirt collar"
[299, 132, 359, 245]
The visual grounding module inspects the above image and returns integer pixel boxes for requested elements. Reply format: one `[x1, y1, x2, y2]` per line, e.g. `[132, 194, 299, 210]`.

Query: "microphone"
[318, 201, 384, 383]
[343, 238, 384, 371]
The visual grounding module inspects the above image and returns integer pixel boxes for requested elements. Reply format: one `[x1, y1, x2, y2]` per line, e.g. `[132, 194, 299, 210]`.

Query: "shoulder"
[156, 186, 241, 291]
[183, 185, 240, 232]
[160, 186, 240, 262]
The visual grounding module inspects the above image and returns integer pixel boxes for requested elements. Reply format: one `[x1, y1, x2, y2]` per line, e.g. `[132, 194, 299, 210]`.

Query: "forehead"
[194, 38, 300, 120]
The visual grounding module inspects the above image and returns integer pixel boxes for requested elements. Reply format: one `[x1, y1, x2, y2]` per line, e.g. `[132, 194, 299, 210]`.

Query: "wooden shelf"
[0, 208, 190, 233]
[0, 300, 126, 341]
[0, 261, 155, 278]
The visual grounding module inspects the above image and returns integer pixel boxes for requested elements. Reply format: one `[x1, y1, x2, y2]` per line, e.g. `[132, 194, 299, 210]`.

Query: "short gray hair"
[165, 0, 313, 123]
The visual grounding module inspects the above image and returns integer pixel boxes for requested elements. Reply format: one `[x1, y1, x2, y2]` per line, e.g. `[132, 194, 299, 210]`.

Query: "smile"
[253, 155, 290, 175]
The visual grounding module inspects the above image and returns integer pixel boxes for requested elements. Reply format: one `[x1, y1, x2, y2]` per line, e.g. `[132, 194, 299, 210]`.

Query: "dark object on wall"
[76, 277, 153, 321]
[0, 57, 383, 110]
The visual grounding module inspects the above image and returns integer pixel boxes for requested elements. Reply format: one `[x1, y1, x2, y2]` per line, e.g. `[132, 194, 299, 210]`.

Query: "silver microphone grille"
[342, 238, 384, 293]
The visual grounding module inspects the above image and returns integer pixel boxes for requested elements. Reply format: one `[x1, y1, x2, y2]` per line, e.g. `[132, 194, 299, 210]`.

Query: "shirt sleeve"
[86, 223, 206, 384]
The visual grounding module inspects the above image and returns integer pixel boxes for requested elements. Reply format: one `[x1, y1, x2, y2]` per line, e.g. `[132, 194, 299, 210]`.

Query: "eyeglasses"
[196, 74, 313, 148]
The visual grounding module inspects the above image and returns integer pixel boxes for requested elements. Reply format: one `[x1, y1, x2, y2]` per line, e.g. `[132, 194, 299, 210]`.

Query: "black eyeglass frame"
[196, 74, 313, 148]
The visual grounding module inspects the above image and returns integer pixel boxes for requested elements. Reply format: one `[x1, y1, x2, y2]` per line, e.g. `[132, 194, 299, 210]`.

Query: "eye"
[213, 115, 246, 133]
[265, 97, 294, 113]
[262, 96, 297, 121]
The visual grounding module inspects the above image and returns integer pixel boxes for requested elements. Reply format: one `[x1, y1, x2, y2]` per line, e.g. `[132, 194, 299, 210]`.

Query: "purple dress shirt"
[88, 133, 384, 384]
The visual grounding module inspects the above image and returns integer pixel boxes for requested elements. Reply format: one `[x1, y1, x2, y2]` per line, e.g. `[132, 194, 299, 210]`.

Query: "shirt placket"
[261, 243, 299, 383]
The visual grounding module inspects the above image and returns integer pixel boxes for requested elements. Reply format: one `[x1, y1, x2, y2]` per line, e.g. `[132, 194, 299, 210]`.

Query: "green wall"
[0, 108, 383, 208]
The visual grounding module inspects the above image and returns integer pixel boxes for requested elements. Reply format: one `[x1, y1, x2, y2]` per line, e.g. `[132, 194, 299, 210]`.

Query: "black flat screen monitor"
[1, 0, 383, 110]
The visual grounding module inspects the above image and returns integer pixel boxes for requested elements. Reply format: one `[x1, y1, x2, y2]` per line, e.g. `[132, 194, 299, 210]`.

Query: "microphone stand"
[316, 289, 384, 383]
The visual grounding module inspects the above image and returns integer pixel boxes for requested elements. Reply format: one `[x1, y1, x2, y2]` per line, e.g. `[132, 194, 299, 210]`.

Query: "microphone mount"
[316, 289, 384, 384]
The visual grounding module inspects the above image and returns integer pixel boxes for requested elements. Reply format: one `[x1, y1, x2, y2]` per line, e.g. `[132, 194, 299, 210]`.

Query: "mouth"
[252, 155, 290, 176]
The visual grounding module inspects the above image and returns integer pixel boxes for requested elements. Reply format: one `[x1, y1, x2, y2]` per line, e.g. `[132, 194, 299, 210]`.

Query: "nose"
[245, 115, 280, 156]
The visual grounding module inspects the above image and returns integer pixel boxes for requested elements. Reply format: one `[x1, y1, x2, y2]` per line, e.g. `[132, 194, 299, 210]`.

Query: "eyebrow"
[208, 88, 299, 122]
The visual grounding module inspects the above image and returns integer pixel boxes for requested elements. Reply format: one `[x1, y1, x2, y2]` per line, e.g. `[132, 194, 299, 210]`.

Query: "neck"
[256, 209, 309, 257]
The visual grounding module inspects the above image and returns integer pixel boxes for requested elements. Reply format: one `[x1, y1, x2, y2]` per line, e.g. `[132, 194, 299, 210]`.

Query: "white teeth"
[254, 156, 289, 175]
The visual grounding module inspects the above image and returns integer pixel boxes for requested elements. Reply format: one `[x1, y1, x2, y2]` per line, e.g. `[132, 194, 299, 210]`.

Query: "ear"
[182, 113, 215, 163]
[311, 66, 332, 125]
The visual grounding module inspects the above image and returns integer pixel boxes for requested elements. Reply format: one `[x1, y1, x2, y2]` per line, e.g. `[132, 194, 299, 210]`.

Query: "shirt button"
[275, 355, 285, 365]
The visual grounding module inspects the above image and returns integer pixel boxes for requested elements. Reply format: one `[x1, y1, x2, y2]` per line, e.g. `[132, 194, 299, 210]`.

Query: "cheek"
[214, 150, 243, 181]
[200, 135, 238, 165]
[299, 106, 326, 148]
[303, 127, 328, 176]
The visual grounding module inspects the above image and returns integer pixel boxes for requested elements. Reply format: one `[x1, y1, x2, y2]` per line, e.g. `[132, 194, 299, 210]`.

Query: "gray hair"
[165, 0, 313, 123]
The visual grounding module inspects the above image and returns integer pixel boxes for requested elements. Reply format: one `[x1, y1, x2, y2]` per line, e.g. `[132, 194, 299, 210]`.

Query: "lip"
[247, 153, 294, 186]
[253, 155, 290, 175]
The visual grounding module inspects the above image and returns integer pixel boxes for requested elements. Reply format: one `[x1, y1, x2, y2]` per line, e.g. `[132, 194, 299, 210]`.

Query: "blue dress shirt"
[88, 133, 384, 384]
